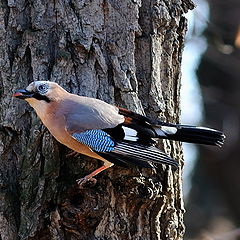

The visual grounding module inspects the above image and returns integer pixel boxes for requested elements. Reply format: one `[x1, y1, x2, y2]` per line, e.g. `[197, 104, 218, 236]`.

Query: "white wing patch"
[153, 126, 178, 136]
[162, 126, 177, 134]
[122, 126, 138, 141]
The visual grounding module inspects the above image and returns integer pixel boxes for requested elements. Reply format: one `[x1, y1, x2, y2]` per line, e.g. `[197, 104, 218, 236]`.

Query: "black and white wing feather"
[70, 128, 178, 169]
[97, 141, 178, 169]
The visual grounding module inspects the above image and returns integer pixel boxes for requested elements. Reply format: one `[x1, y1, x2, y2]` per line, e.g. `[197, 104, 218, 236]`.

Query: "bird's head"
[13, 81, 67, 103]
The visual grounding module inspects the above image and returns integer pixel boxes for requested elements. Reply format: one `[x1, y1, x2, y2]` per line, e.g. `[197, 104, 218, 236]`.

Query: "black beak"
[13, 89, 34, 99]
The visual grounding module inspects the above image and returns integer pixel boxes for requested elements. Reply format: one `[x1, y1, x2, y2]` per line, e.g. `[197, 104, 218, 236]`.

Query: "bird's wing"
[71, 129, 178, 169]
[98, 141, 178, 169]
[72, 129, 116, 152]
[63, 99, 178, 168]
[63, 97, 124, 133]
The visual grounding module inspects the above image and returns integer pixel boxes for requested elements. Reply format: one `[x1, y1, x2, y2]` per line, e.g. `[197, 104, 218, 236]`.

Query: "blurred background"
[181, 0, 240, 239]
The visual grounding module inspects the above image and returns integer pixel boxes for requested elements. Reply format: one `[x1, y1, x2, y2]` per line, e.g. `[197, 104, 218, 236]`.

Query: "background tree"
[185, 0, 240, 239]
[0, 0, 194, 239]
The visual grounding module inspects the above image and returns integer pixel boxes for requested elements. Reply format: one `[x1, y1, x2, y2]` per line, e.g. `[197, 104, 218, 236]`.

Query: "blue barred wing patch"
[72, 129, 115, 152]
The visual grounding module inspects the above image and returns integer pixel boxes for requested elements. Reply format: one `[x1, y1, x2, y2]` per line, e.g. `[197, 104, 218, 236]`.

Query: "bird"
[13, 81, 225, 188]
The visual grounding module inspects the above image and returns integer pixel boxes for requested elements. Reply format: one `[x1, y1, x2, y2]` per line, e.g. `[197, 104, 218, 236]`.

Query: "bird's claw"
[76, 177, 97, 189]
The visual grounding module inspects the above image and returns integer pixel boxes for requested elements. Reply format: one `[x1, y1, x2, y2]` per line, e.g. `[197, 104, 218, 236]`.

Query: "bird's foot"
[76, 176, 97, 189]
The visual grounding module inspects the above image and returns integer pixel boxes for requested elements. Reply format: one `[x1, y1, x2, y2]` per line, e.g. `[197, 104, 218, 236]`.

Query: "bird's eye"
[37, 84, 48, 94]
[38, 85, 45, 90]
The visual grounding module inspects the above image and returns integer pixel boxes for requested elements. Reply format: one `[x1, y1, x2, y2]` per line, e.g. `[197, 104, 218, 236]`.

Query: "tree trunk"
[0, 0, 194, 239]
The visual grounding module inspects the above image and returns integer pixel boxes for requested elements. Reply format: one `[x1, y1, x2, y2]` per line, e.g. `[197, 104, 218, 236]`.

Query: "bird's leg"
[76, 165, 111, 189]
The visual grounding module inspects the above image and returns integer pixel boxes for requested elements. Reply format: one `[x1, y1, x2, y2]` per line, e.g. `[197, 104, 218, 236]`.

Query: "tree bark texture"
[0, 0, 194, 239]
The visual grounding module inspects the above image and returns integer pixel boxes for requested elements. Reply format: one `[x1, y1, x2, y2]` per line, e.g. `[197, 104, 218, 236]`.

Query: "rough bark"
[0, 0, 194, 239]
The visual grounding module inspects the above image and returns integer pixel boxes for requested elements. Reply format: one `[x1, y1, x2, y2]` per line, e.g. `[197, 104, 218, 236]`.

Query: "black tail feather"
[163, 125, 225, 146]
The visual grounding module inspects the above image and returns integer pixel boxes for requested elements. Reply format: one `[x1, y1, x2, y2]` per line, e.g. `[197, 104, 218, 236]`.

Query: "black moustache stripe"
[33, 93, 51, 103]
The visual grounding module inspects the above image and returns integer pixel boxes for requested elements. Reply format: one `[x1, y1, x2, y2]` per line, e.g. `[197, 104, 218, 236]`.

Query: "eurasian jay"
[13, 81, 225, 188]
